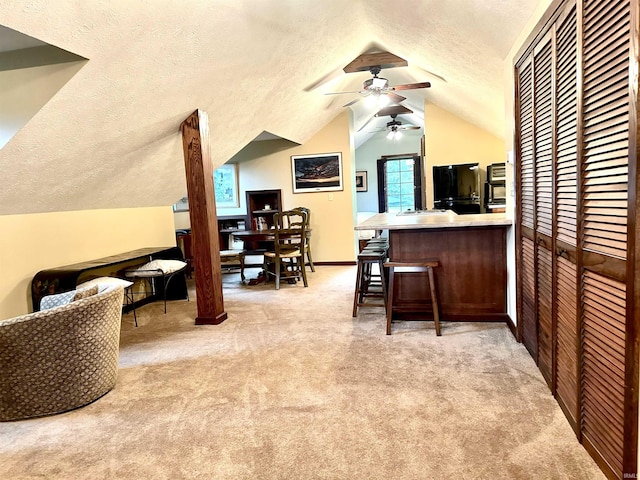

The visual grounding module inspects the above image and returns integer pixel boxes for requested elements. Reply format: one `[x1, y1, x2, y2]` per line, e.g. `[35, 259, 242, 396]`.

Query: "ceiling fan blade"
[356, 112, 378, 132]
[304, 67, 345, 91]
[390, 81, 432, 91]
[376, 105, 414, 117]
[386, 92, 406, 104]
[409, 65, 447, 83]
[343, 97, 362, 107]
[324, 90, 364, 96]
[398, 125, 421, 130]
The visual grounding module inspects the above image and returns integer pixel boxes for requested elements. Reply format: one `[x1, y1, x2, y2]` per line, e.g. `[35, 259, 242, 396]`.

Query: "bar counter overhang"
[355, 211, 512, 322]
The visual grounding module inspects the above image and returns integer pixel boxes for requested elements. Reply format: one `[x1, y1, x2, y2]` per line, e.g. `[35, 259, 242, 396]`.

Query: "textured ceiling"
[0, 0, 540, 215]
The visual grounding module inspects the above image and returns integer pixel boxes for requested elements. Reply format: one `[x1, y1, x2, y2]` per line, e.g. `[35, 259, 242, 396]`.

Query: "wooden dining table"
[230, 228, 312, 243]
[231, 229, 310, 285]
[230, 229, 277, 243]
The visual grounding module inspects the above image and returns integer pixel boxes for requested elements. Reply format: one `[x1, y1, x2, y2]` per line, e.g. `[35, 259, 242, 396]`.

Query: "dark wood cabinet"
[217, 215, 248, 250]
[246, 189, 282, 230]
[514, 1, 638, 478]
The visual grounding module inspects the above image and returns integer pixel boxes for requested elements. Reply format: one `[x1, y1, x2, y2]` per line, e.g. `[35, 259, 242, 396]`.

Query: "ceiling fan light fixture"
[365, 91, 390, 109]
[371, 77, 388, 89]
[365, 93, 378, 108]
[386, 125, 403, 141]
[377, 93, 390, 108]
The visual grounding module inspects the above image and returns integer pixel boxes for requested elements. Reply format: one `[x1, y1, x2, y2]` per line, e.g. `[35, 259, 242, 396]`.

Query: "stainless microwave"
[487, 163, 506, 183]
[487, 183, 506, 203]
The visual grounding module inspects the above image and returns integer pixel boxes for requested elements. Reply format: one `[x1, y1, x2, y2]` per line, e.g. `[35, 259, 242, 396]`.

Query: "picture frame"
[172, 196, 189, 212]
[355, 171, 368, 192]
[214, 163, 239, 208]
[291, 152, 343, 193]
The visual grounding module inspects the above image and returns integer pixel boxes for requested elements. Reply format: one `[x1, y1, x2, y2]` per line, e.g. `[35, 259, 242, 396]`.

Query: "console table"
[31, 247, 187, 311]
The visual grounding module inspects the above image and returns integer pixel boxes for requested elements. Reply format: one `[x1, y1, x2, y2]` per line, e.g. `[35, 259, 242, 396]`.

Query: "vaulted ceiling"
[0, 0, 541, 215]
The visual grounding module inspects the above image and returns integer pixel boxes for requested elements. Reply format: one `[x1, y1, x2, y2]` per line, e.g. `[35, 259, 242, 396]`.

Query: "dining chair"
[291, 206, 315, 272]
[262, 209, 309, 290]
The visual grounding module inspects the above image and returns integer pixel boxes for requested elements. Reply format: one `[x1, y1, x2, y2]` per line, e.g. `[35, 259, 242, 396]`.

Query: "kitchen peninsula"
[355, 211, 512, 322]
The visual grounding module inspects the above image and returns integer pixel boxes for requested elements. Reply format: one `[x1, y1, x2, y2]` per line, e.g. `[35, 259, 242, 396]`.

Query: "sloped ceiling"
[0, 0, 540, 215]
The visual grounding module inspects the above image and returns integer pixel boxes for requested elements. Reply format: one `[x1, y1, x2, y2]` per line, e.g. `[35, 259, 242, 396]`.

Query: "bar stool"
[352, 244, 388, 317]
[365, 237, 388, 248]
[384, 260, 441, 336]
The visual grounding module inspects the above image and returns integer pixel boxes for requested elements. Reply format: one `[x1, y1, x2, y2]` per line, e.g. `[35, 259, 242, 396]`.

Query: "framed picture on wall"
[214, 163, 239, 207]
[355, 171, 368, 192]
[291, 152, 343, 193]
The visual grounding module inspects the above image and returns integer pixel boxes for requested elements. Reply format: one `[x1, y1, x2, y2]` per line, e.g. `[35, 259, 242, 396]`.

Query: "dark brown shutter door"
[518, 60, 535, 230]
[555, 8, 578, 246]
[554, 6, 579, 430]
[555, 256, 578, 425]
[533, 37, 554, 386]
[536, 247, 553, 384]
[582, 0, 630, 259]
[521, 237, 537, 357]
[534, 39, 553, 238]
[581, 271, 626, 478]
[580, 1, 630, 477]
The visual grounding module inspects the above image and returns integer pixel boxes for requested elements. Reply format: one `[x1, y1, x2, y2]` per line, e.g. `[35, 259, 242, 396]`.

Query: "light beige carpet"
[0, 266, 604, 479]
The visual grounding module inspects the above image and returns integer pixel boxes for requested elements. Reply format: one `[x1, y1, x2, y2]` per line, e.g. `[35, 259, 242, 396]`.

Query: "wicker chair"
[0, 285, 125, 421]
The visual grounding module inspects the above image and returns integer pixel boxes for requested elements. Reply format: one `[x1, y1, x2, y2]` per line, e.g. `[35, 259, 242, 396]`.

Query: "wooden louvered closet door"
[514, 0, 637, 478]
[553, 6, 579, 431]
[516, 57, 537, 359]
[580, 0, 630, 477]
[533, 35, 554, 387]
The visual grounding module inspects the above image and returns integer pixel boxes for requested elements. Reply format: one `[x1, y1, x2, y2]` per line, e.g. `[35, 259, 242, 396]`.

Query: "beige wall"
[0, 207, 176, 318]
[424, 102, 506, 209]
[176, 111, 358, 264]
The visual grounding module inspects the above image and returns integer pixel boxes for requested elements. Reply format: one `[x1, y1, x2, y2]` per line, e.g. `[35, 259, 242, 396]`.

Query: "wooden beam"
[343, 51, 408, 73]
[180, 110, 227, 325]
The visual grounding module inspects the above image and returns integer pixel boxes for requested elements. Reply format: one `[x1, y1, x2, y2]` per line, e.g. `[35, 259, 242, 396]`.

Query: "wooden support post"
[180, 110, 227, 325]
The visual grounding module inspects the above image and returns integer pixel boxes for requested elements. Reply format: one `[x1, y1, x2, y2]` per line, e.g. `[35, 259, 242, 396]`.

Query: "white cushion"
[125, 259, 187, 277]
[40, 290, 76, 310]
[77, 276, 133, 290]
[72, 284, 100, 302]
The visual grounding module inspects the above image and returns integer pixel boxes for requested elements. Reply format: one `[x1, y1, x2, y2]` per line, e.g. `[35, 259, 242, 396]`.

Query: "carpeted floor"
[0, 265, 605, 479]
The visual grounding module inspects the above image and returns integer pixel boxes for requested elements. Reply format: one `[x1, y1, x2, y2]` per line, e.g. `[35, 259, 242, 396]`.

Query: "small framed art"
[355, 171, 368, 192]
[214, 163, 239, 208]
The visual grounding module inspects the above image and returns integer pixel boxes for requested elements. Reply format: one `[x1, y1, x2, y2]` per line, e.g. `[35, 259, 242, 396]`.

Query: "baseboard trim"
[506, 314, 517, 340]
[314, 261, 357, 266]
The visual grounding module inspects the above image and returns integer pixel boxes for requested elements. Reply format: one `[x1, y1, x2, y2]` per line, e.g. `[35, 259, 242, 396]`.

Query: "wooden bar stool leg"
[352, 260, 363, 317]
[378, 257, 387, 311]
[361, 262, 370, 302]
[427, 266, 441, 336]
[239, 253, 246, 283]
[386, 266, 395, 335]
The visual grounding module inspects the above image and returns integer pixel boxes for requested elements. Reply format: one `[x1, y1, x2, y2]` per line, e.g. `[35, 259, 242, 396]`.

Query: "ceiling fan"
[370, 113, 421, 140]
[325, 64, 431, 108]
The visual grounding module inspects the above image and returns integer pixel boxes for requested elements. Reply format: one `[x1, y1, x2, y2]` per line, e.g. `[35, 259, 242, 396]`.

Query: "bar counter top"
[354, 211, 512, 231]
